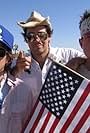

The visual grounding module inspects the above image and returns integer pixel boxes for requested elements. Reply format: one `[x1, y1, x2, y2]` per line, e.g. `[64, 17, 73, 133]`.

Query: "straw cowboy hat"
[17, 11, 52, 31]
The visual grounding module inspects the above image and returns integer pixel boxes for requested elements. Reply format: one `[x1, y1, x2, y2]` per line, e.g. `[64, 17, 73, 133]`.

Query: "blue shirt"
[0, 73, 10, 109]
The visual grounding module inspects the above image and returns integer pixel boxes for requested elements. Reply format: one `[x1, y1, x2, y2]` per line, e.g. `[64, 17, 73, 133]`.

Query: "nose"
[34, 35, 41, 42]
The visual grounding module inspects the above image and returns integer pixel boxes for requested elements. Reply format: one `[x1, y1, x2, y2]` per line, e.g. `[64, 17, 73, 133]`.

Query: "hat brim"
[17, 18, 50, 29]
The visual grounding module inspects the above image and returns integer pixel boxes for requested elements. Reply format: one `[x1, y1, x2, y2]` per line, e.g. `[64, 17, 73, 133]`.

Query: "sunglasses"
[0, 47, 7, 57]
[25, 32, 48, 42]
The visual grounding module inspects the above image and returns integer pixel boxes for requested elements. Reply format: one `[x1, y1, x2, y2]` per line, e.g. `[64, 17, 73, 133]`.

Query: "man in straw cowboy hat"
[12, 10, 84, 74]
[11, 11, 85, 129]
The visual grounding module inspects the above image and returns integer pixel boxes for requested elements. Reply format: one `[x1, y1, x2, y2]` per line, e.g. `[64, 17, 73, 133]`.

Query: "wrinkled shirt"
[0, 47, 84, 133]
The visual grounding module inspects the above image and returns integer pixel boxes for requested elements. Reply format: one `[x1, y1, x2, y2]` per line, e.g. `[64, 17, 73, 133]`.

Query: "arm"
[66, 57, 86, 71]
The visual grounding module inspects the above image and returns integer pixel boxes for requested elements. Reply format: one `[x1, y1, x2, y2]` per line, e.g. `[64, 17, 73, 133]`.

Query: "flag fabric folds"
[22, 61, 90, 133]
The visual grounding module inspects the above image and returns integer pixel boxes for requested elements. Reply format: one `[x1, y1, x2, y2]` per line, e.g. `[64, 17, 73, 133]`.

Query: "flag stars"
[43, 100, 46, 104]
[48, 83, 50, 87]
[39, 63, 82, 118]
[52, 87, 55, 91]
[47, 104, 50, 108]
[55, 102, 58, 106]
[45, 84, 47, 88]
[47, 78, 50, 82]
[56, 81, 59, 85]
[50, 72, 53, 76]
[66, 88, 69, 92]
[56, 86, 59, 90]
[60, 106, 64, 110]
[45, 89, 48, 93]
[58, 69, 62, 73]
[57, 112, 60, 116]
[55, 76, 58, 79]
[51, 103, 54, 107]
[50, 98, 53, 102]
[60, 79, 63, 83]
[59, 101, 62, 105]
[64, 78, 68, 82]
[58, 96, 61, 100]
[54, 70, 58, 74]
[63, 100, 67, 104]
[69, 76, 72, 80]
[67, 93, 71, 97]
[52, 108, 55, 112]
[63, 73, 67, 76]
[54, 97, 57, 101]
[47, 99, 49, 103]
[42, 90, 45, 94]
[75, 80, 79, 84]
[65, 83, 69, 87]
[56, 107, 59, 111]
[70, 81, 73, 85]
[48, 89, 52, 93]
[62, 95, 66, 99]
[70, 86, 75, 91]
[57, 91, 60, 95]
[61, 84, 64, 88]
[53, 65, 57, 69]
[51, 82, 55, 86]
[43, 95, 45, 99]
[59, 74, 62, 78]
[50, 77, 54, 81]
[61, 90, 65, 93]
[53, 93, 56, 96]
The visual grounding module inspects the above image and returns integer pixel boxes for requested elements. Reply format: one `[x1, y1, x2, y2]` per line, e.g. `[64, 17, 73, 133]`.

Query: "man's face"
[80, 32, 90, 58]
[25, 26, 51, 58]
[0, 45, 9, 72]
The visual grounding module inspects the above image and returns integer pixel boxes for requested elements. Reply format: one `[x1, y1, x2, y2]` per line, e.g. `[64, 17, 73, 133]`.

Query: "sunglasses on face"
[25, 32, 48, 42]
[0, 47, 7, 58]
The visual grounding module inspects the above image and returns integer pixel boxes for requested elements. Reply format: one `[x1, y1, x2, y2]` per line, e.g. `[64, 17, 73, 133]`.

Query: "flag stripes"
[72, 106, 89, 133]
[22, 62, 90, 133]
[80, 118, 90, 133]
[23, 80, 90, 133]
[60, 81, 90, 133]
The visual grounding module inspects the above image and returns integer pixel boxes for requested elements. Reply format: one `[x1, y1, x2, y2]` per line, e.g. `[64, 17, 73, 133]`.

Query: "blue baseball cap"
[0, 25, 14, 50]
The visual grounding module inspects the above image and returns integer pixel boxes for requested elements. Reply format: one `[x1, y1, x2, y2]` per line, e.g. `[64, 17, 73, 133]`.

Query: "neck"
[32, 52, 49, 69]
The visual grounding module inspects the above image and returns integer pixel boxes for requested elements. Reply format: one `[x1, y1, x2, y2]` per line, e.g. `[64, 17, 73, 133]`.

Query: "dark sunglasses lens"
[0, 48, 6, 57]
[38, 32, 47, 40]
[26, 32, 48, 42]
[26, 33, 34, 41]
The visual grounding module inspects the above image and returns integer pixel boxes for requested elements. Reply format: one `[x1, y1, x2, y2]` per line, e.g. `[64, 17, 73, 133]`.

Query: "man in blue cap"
[0, 24, 14, 96]
[0, 25, 33, 133]
[0, 25, 14, 132]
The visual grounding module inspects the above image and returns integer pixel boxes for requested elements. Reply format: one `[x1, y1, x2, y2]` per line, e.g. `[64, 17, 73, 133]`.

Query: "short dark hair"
[79, 9, 90, 29]
[21, 25, 53, 42]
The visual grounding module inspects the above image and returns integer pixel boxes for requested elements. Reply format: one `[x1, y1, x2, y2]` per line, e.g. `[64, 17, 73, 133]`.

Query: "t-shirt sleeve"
[56, 48, 85, 64]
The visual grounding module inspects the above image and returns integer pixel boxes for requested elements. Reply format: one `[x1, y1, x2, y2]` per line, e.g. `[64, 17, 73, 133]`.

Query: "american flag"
[22, 61, 90, 133]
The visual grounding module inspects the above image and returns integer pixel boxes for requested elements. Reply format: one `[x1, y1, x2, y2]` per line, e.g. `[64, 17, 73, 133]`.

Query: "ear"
[79, 38, 83, 48]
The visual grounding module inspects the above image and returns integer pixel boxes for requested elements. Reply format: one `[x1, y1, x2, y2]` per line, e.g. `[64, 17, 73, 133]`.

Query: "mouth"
[35, 42, 43, 47]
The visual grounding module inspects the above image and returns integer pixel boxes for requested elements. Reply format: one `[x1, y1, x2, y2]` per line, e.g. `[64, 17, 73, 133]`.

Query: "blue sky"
[0, 0, 90, 52]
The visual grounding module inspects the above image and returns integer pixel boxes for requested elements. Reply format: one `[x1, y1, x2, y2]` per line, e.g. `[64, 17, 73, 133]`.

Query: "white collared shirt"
[0, 47, 84, 133]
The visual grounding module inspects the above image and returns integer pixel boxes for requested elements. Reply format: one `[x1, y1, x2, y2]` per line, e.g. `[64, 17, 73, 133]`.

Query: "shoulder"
[50, 47, 83, 55]
[50, 47, 85, 64]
